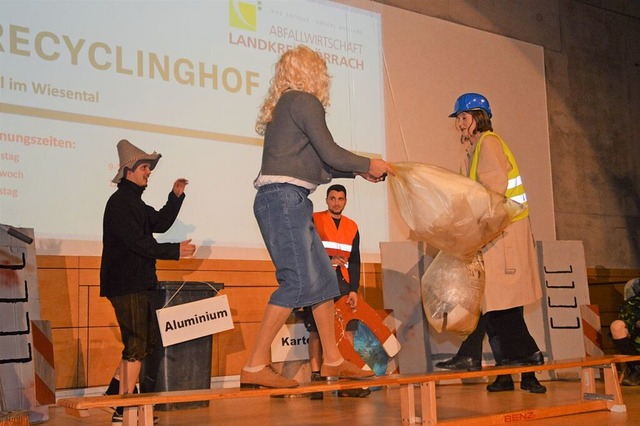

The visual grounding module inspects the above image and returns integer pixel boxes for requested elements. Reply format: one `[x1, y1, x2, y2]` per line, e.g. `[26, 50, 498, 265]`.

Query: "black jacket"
[100, 179, 184, 297]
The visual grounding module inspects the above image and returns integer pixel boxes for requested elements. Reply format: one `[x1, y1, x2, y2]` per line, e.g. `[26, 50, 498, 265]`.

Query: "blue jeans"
[303, 271, 357, 332]
[254, 183, 340, 308]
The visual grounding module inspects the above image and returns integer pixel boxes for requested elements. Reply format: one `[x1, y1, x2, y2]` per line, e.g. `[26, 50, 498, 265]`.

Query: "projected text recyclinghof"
[0, 24, 261, 95]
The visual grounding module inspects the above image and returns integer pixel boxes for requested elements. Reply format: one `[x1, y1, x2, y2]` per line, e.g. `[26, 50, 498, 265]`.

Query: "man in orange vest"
[303, 184, 370, 399]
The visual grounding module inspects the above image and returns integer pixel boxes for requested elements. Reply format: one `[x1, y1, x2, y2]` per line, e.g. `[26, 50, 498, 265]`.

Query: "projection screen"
[0, 0, 387, 259]
[1, 0, 554, 260]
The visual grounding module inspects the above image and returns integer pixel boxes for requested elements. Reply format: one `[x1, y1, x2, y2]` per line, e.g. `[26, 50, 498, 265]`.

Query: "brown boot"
[240, 365, 298, 388]
[321, 360, 374, 380]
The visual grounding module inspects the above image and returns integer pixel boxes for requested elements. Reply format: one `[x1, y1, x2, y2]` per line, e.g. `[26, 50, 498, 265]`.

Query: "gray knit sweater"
[258, 90, 370, 185]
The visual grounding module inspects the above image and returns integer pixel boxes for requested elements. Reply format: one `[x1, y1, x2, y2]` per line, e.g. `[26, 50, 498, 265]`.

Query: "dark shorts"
[108, 290, 158, 362]
[303, 273, 358, 332]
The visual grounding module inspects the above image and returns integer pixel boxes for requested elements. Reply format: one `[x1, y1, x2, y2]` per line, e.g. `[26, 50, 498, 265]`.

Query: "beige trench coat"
[481, 218, 542, 312]
[462, 132, 542, 312]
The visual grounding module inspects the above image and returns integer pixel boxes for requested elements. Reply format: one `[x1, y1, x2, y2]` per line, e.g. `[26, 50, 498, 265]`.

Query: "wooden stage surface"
[48, 379, 640, 425]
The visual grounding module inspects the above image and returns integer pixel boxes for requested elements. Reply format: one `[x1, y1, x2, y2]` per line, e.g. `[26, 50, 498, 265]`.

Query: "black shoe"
[309, 372, 324, 400]
[111, 411, 123, 424]
[112, 410, 158, 424]
[504, 351, 544, 366]
[520, 376, 547, 394]
[337, 388, 371, 398]
[486, 375, 514, 392]
[435, 356, 481, 371]
[105, 384, 139, 411]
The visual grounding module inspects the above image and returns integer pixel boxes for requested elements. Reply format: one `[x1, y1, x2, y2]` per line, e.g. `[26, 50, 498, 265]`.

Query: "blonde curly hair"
[255, 45, 331, 135]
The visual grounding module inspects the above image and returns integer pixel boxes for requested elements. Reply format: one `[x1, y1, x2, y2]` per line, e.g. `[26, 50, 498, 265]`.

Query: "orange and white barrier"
[333, 296, 401, 370]
[31, 320, 55, 405]
[580, 304, 604, 357]
[377, 308, 400, 374]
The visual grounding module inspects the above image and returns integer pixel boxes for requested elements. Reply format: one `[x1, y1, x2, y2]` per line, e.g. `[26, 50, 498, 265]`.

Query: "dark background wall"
[374, 0, 640, 269]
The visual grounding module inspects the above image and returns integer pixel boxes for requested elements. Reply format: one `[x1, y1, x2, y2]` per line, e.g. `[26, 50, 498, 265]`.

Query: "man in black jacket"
[100, 139, 195, 423]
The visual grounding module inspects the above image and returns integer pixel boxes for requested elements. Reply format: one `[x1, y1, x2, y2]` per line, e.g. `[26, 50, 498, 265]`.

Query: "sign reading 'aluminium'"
[156, 295, 234, 347]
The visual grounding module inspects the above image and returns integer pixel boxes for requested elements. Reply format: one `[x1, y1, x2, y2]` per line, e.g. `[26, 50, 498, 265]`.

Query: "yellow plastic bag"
[421, 251, 484, 336]
[389, 162, 525, 261]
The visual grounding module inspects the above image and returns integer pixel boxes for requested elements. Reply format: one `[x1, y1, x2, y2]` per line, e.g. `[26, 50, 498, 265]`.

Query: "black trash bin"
[142, 281, 224, 411]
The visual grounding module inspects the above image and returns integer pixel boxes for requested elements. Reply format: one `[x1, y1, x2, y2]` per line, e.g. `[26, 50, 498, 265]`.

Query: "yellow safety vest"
[468, 131, 529, 222]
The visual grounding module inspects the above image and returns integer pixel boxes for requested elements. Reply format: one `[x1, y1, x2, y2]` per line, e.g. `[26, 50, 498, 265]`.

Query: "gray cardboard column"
[382, 240, 552, 377]
[537, 240, 590, 378]
[0, 227, 50, 423]
[380, 241, 433, 373]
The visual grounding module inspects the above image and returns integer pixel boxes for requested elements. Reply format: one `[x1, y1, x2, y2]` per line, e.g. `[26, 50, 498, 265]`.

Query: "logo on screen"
[229, 0, 259, 31]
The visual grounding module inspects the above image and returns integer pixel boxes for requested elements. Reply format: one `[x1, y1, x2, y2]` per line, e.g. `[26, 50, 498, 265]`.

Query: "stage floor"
[47, 379, 640, 425]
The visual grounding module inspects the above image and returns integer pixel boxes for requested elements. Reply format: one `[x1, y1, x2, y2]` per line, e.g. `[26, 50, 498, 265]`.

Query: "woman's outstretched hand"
[358, 159, 394, 182]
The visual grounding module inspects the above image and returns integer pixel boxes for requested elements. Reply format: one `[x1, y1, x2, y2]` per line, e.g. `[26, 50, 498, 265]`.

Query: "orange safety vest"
[313, 211, 358, 283]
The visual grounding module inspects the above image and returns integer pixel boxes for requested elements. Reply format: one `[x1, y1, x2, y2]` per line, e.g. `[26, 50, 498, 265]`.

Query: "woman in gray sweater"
[240, 45, 392, 389]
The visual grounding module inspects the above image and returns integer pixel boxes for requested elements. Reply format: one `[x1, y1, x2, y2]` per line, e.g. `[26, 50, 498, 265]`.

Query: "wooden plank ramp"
[57, 355, 640, 425]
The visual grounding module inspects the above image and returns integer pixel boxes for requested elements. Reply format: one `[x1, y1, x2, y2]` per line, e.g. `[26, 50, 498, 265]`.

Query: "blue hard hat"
[449, 93, 492, 118]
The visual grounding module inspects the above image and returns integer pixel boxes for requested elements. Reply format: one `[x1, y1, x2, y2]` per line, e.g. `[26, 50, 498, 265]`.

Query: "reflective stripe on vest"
[313, 211, 358, 283]
[468, 131, 529, 222]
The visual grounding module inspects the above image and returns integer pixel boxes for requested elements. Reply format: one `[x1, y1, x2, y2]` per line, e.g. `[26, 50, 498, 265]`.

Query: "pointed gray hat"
[112, 139, 161, 183]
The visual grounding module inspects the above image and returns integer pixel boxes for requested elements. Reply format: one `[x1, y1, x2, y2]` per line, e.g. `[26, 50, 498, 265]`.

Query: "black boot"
[504, 351, 544, 366]
[104, 377, 120, 396]
[613, 337, 637, 355]
[309, 371, 324, 400]
[434, 355, 481, 371]
[338, 388, 371, 398]
[613, 337, 640, 386]
[106, 378, 139, 421]
[104, 377, 139, 396]
[621, 363, 640, 386]
[487, 374, 514, 392]
[520, 372, 546, 393]
[112, 406, 158, 424]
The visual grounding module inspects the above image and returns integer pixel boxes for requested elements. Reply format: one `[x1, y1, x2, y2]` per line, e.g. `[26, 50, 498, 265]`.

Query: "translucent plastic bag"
[389, 162, 525, 261]
[421, 251, 485, 336]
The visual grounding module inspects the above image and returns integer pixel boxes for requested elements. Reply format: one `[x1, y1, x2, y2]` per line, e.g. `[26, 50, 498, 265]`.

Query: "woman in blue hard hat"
[438, 93, 547, 393]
